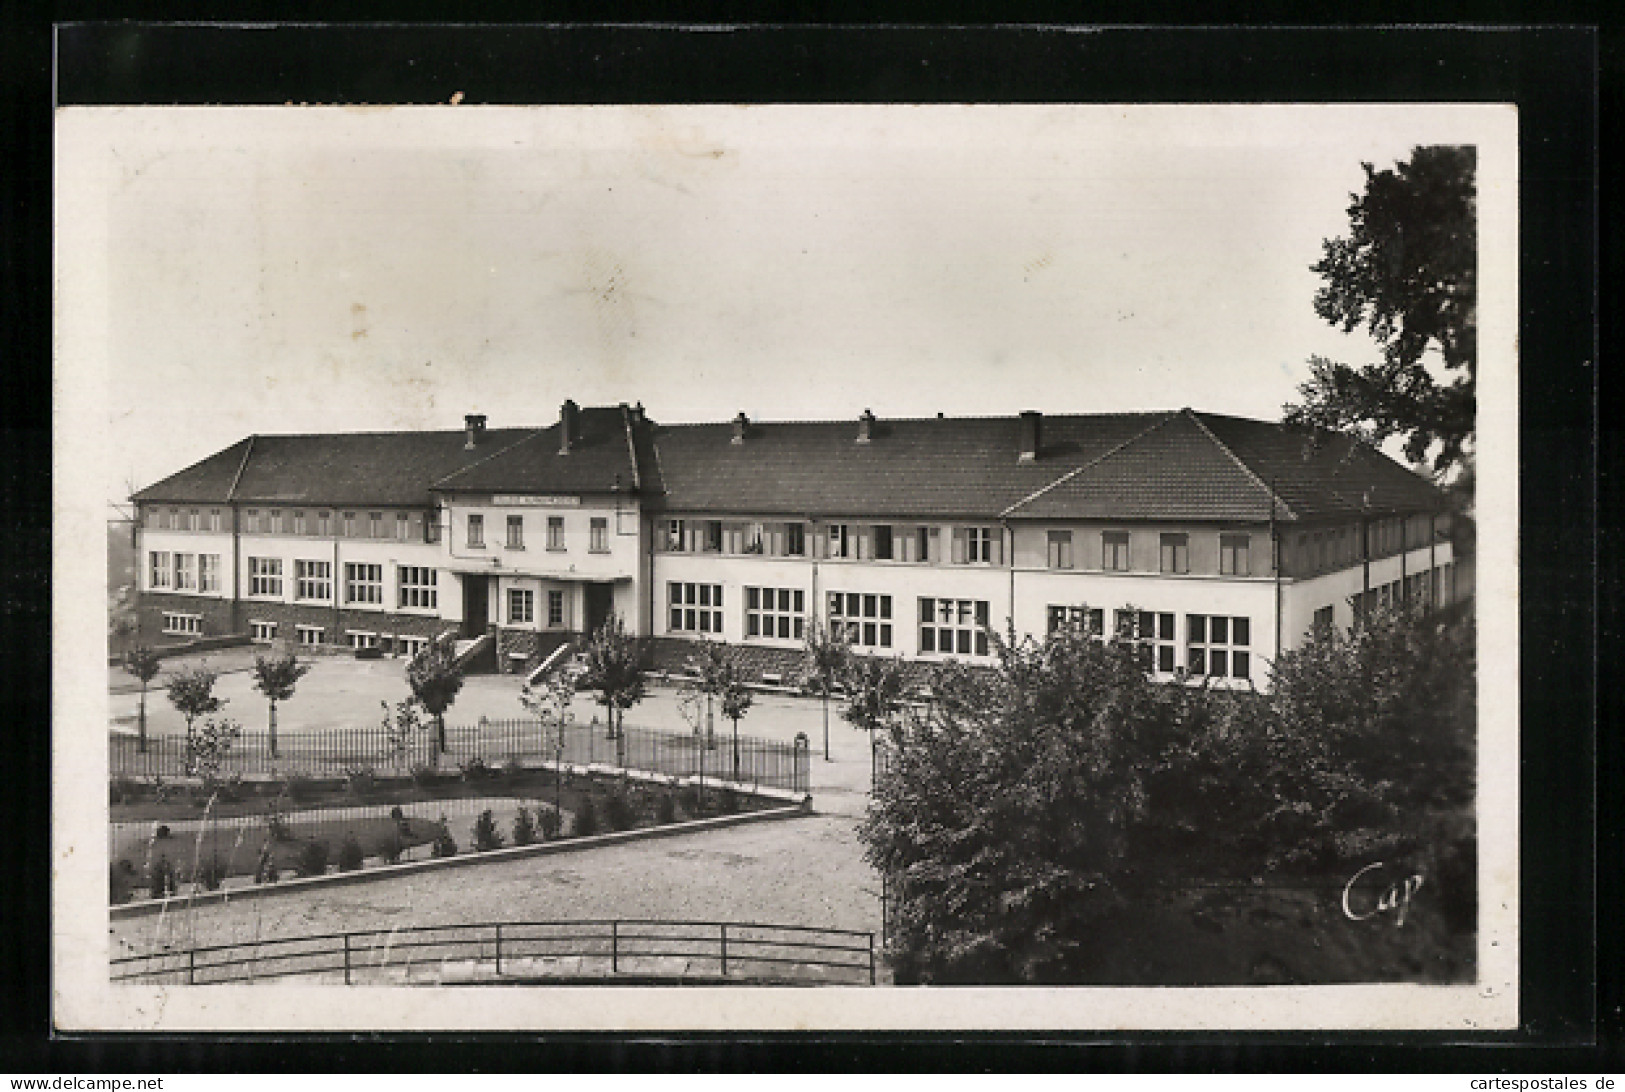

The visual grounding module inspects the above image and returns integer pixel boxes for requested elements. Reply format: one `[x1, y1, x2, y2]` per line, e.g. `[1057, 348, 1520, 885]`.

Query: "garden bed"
[110, 766, 784, 905]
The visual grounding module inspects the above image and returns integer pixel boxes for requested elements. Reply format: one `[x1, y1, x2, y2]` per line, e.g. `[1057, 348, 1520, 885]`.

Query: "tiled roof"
[132, 405, 1444, 523]
[431, 407, 640, 495]
[132, 428, 537, 506]
[647, 413, 1162, 520]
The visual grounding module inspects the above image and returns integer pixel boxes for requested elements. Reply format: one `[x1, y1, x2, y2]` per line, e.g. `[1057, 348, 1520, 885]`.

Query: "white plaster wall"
[1280, 540, 1455, 645]
[442, 498, 641, 583]
[234, 532, 453, 622]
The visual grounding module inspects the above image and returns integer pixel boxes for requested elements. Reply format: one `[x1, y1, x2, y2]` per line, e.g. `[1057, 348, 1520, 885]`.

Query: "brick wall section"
[495, 628, 572, 674]
[644, 636, 992, 693]
[136, 592, 237, 644]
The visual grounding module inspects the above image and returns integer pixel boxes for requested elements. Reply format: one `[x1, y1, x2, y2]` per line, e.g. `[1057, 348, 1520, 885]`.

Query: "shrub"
[677, 785, 701, 817]
[203, 774, 245, 804]
[655, 792, 677, 825]
[573, 796, 599, 838]
[410, 763, 440, 790]
[284, 773, 316, 804]
[295, 839, 330, 877]
[390, 804, 405, 823]
[512, 807, 538, 846]
[344, 765, 377, 801]
[460, 756, 492, 783]
[338, 832, 365, 871]
[472, 809, 504, 851]
[266, 811, 291, 842]
[255, 848, 279, 885]
[716, 787, 740, 816]
[195, 856, 227, 891]
[504, 755, 526, 782]
[154, 823, 172, 840]
[378, 832, 404, 865]
[110, 859, 136, 904]
[110, 778, 140, 807]
[603, 788, 637, 832]
[432, 818, 458, 858]
[538, 806, 562, 841]
[148, 856, 178, 899]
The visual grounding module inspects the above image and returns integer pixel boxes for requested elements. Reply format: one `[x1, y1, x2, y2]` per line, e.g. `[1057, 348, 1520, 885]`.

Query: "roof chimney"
[1018, 410, 1042, 462]
[631, 401, 645, 424]
[732, 412, 749, 444]
[558, 399, 579, 455]
[857, 408, 876, 444]
[464, 414, 487, 449]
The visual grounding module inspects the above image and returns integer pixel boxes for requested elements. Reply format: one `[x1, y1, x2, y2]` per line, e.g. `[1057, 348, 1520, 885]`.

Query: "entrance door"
[584, 581, 614, 636]
[463, 575, 489, 636]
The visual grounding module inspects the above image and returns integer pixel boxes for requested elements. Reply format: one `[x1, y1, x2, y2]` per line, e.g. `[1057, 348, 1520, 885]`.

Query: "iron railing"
[111, 719, 810, 793]
[111, 918, 876, 986]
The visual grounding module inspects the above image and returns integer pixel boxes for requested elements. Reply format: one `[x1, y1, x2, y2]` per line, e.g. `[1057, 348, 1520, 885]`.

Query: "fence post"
[343, 933, 352, 985]
[611, 921, 618, 974]
[719, 923, 728, 978]
[869, 933, 876, 986]
[188, 947, 196, 986]
[494, 923, 502, 977]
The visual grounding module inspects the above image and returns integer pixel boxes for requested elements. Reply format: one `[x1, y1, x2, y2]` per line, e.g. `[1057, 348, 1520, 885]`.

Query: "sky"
[56, 104, 1512, 509]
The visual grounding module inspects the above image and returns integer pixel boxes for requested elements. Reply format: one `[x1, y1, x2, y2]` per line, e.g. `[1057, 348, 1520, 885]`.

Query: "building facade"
[130, 401, 1459, 688]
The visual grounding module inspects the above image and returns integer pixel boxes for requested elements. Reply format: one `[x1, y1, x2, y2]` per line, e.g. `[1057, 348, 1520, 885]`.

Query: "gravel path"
[112, 812, 882, 961]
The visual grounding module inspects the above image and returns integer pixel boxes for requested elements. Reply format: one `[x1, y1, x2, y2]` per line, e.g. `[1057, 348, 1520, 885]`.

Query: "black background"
[1, 16, 1609, 1073]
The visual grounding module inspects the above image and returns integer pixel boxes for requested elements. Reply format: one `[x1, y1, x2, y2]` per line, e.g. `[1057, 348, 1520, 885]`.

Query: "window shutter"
[992, 531, 1004, 565]
[951, 528, 967, 564]
[856, 529, 869, 561]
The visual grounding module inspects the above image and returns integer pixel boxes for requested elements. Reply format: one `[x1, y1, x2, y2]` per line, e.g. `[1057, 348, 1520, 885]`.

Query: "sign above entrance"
[489, 495, 583, 507]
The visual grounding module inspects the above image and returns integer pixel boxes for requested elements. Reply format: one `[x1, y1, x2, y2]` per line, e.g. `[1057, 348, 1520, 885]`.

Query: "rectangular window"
[1114, 609, 1177, 673]
[243, 508, 258, 532]
[1220, 533, 1251, 576]
[397, 566, 438, 609]
[344, 562, 383, 605]
[343, 512, 357, 538]
[368, 512, 383, 538]
[186, 508, 199, 531]
[668, 582, 724, 634]
[918, 597, 990, 656]
[173, 553, 196, 591]
[347, 630, 379, 650]
[295, 559, 332, 601]
[966, 527, 995, 564]
[296, 625, 324, 647]
[1313, 605, 1335, 637]
[507, 588, 535, 625]
[250, 620, 278, 642]
[145, 508, 159, 530]
[1047, 605, 1104, 638]
[1102, 531, 1131, 571]
[829, 523, 853, 559]
[293, 511, 307, 535]
[547, 589, 564, 628]
[1047, 530, 1074, 570]
[665, 519, 687, 552]
[270, 510, 284, 534]
[209, 508, 222, 532]
[317, 511, 331, 537]
[162, 612, 202, 636]
[509, 515, 527, 550]
[395, 634, 427, 657]
[1160, 533, 1189, 574]
[829, 591, 892, 648]
[745, 586, 807, 641]
[1186, 614, 1251, 680]
[248, 557, 283, 597]
[917, 526, 936, 563]
[424, 512, 440, 544]
[467, 514, 484, 548]
[704, 521, 723, 553]
[198, 554, 220, 593]
[396, 513, 410, 541]
[872, 525, 894, 561]
[784, 522, 805, 556]
[590, 517, 609, 553]
[149, 551, 172, 589]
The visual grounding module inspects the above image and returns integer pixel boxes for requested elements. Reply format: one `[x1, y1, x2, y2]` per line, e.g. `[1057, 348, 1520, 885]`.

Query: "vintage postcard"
[53, 103, 1519, 1031]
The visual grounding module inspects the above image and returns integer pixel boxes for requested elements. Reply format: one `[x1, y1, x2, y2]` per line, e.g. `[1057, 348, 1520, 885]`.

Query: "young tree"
[520, 671, 577, 814]
[166, 665, 224, 760]
[1285, 145, 1477, 480]
[802, 618, 852, 762]
[124, 645, 163, 755]
[577, 616, 647, 762]
[685, 642, 756, 781]
[840, 654, 908, 788]
[378, 697, 426, 769]
[186, 715, 244, 784]
[406, 639, 465, 760]
[251, 652, 312, 758]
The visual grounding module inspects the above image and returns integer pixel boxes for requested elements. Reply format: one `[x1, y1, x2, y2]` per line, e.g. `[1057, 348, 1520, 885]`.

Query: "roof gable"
[431, 407, 639, 495]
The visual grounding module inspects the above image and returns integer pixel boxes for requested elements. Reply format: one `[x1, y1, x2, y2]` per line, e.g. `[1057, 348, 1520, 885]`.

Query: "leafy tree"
[406, 639, 464, 760]
[252, 652, 312, 758]
[840, 654, 908, 787]
[185, 715, 243, 782]
[802, 619, 853, 762]
[124, 645, 163, 755]
[166, 665, 224, 759]
[378, 697, 427, 768]
[519, 671, 577, 815]
[1286, 145, 1477, 479]
[681, 642, 756, 781]
[577, 615, 647, 762]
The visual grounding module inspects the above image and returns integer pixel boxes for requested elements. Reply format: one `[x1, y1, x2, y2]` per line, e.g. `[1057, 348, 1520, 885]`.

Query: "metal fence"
[111, 719, 810, 793]
[111, 918, 876, 986]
